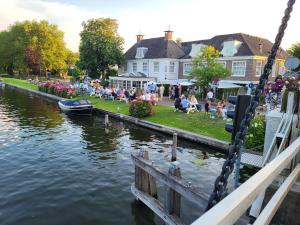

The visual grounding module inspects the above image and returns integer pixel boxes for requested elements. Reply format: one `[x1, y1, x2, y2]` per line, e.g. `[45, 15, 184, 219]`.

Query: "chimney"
[258, 43, 263, 54]
[164, 30, 173, 41]
[136, 34, 144, 42]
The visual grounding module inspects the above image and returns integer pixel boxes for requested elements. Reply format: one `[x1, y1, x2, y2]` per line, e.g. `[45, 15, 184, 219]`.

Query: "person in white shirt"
[207, 90, 214, 101]
[159, 85, 165, 101]
[145, 92, 151, 101]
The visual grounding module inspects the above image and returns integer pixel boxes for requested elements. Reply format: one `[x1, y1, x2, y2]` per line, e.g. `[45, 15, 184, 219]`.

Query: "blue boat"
[58, 100, 93, 116]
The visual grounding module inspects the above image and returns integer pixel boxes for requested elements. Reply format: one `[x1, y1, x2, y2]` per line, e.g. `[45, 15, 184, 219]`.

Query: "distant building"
[116, 31, 287, 89]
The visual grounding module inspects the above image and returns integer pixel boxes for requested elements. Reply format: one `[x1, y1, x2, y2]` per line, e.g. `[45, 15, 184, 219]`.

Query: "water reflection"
[0, 88, 64, 129]
[0, 86, 227, 225]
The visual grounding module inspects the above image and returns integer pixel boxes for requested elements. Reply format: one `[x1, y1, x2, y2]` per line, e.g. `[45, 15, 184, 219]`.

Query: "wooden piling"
[166, 161, 181, 216]
[172, 133, 178, 161]
[105, 114, 109, 126]
[134, 148, 157, 197]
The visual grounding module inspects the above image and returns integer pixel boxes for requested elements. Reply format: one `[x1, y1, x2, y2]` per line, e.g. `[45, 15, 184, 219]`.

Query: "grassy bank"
[2, 77, 230, 141]
[2, 78, 38, 91]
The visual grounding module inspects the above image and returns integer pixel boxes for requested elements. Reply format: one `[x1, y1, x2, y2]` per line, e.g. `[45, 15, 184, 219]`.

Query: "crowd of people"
[73, 79, 228, 119]
[75, 79, 163, 105]
[173, 92, 228, 119]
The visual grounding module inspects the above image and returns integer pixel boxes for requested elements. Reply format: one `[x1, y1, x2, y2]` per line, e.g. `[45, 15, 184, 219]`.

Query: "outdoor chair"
[187, 103, 199, 114]
[119, 96, 129, 103]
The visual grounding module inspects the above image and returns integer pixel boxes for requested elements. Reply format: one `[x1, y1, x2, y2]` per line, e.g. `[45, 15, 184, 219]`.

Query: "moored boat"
[58, 99, 93, 115]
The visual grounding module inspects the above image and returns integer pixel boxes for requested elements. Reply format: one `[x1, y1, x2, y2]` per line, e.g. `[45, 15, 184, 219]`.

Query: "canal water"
[0, 87, 227, 225]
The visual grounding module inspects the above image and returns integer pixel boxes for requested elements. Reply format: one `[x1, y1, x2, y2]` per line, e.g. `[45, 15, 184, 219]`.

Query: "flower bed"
[129, 100, 153, 118]
[38, 81, 77, 99]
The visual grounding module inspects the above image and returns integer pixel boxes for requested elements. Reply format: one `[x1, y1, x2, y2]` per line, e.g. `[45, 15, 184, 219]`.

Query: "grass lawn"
[2, 77, 231, 142]
[2, 77, 38, 91]
[85, 96, 230, 141]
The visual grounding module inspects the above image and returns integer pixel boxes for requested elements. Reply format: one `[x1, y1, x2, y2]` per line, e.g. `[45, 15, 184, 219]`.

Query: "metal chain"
[206, 0, 296, 211]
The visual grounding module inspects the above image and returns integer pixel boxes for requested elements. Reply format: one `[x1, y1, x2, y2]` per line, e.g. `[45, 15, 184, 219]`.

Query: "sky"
[0, 0, 299, 52]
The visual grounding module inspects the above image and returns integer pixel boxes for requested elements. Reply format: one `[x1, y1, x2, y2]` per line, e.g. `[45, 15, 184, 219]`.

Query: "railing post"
[172, 133, 177, 162]
[166, 161, 181, 216]
[134, 148, 157, 197]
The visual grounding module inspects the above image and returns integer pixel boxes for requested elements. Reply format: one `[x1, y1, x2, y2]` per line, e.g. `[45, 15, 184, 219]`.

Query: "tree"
[65, 50, 79, 67]
[189, 46, 230, 90]
[78, 18, 124, 79]
[287, 42, 300, 71]
[0, 20, 69, 76]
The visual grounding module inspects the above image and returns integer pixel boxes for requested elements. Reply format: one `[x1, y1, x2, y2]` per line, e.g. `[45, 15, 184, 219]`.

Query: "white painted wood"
[253, 164, 300, 225]
[191, 137, 300, 225]
[131, 184, 185, 225]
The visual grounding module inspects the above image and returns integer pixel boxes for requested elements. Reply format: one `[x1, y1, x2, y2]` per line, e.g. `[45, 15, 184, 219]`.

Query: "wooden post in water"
[105, 114, 109, 126]
[171, 133, 177, 161]
[134, 148, 157, 197]
[166, 161, 181, 217]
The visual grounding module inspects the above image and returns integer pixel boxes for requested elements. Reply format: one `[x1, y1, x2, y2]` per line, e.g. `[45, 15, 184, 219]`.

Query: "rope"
[206, 0, 297, 210]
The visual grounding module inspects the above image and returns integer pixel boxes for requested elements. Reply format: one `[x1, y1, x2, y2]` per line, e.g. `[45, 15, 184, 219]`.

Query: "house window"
[143, 62, 148, 73]
[132, 62, 137, 73]
[135, 47, 148, 59]
[169, 62, 175, 73]
[232, 61, 246, 76]
[218, 61, 226, 68]
[123, 63, 127, 72]
[255, 60, 263, 77]
[154, 62, 159, 73]
[183, 63, 192, 75]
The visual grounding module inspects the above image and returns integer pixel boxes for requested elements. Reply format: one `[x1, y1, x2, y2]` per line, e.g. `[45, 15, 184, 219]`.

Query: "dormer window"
[189, 44, 207, 58]
[221, 40, 242, 57]
[135, 47, 148, 59]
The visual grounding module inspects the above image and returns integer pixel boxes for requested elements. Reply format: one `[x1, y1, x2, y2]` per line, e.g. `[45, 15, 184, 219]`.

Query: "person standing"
[207, 89, 214, 101]
[174, 85, 179, 99]
[159, 85, 165, 101]
[178, 84, 182, 96]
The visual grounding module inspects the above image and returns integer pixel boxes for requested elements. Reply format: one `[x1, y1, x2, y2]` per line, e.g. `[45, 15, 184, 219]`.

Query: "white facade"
[124, 58, 180, 82]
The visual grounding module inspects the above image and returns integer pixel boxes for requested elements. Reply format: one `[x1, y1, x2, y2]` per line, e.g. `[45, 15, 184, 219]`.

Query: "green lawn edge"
[2, 77, 230, 142]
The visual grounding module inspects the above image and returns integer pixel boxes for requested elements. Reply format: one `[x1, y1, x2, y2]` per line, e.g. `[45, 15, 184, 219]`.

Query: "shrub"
[129, 100, 153, 118]
[244, 115, 265, 152]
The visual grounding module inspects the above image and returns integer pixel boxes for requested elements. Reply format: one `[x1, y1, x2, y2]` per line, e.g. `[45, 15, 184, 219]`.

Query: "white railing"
[191, 136, 300, 225]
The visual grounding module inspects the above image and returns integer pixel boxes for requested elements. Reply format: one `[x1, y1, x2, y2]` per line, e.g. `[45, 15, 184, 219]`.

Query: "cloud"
[0, 0, 99, 51]
[0, 0, 299, 52]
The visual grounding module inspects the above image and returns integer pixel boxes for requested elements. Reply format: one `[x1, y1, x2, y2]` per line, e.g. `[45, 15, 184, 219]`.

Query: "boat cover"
[61, 100, 91, 106]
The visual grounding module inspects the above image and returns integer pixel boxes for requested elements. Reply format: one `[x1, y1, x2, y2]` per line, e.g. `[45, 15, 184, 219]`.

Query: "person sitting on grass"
[190, 95, 201, 111]
[205, 100, 211, 113]
[216, 100, 225, 117]
[174, 97, 181, 112]
[150, 91, 157, 106]
[221, 104, 228, 120]
[180, 95, 189, 112]
[129, 90, 136, 101]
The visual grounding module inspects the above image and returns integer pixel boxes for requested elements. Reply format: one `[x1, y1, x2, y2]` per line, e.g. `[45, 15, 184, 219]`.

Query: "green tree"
[189, 46, 230, 89]
[65, 50, 79, 67]
[0, 20, 68, 76]
[287, 42, 300, 71]
[68, 67, 84, 79]
[78, 18, 124, 79]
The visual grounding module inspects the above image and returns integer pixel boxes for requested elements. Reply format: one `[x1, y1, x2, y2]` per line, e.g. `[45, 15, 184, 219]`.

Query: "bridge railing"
[191, 136, 300, 225]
